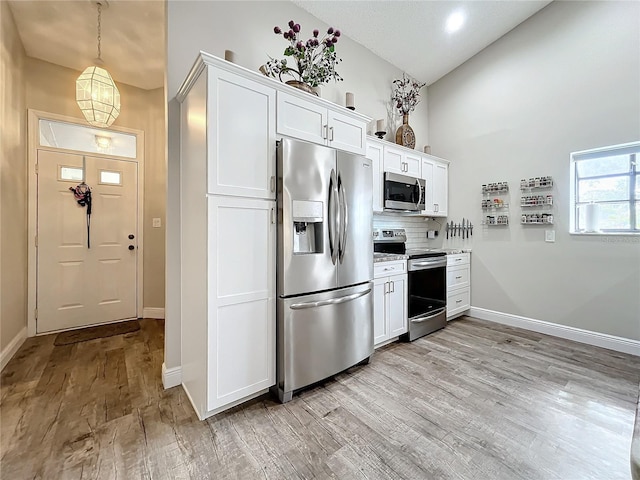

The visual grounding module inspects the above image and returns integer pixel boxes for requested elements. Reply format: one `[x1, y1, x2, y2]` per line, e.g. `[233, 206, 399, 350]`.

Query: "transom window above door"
[39, 119, 137, 158]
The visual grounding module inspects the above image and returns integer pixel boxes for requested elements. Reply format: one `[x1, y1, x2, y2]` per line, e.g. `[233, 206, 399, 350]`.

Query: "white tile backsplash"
[373, 214, 433, 249]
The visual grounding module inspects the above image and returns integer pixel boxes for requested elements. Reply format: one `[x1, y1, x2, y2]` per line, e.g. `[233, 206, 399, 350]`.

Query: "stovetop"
[405, 248, 447, 259]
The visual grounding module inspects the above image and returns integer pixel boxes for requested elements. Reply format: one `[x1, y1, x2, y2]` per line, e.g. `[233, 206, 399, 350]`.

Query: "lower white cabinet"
[373, 261, 408, 346]
[447, 253, 470, 319]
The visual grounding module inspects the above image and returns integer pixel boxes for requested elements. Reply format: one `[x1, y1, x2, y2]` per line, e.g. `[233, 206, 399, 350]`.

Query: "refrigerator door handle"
[338, 176, 348, 263]
[328, 169, 339, 265]
[289, 288, 372, 310]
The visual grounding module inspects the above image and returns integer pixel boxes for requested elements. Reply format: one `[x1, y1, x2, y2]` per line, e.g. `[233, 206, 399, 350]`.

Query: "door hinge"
[34, 308, 38, 320]
[34, 235, 38, 247]
[35, 164, 38, 174]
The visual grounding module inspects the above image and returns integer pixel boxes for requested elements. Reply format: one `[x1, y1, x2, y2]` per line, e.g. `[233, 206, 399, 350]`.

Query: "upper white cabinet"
[277, 91, 368, 155]
[366, 139, 384, 213]
[383, 144, 421, 177]
[208, 69, 276, 200]
[421, 155, 449, 217]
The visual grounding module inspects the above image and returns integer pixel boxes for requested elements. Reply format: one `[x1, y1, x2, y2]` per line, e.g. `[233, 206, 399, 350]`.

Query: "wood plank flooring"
[1, 317, 639, 480]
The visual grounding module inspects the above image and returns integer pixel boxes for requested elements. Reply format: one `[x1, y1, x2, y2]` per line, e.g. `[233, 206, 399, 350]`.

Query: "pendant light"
[76, 1, 120, 128]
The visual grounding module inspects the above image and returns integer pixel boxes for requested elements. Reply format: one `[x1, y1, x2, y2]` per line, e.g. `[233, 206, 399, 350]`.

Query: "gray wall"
[428, 1, 640, 340]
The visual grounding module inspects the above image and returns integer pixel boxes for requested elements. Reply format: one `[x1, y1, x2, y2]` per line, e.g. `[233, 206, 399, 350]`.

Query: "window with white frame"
[570, 141, 639, 233]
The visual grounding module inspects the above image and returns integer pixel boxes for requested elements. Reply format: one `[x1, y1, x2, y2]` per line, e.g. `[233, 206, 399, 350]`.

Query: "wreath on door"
[69, 182, 92, 248]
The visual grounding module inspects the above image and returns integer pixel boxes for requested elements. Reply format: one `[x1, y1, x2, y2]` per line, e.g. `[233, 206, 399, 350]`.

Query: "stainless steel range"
[374, 229, 447, 340]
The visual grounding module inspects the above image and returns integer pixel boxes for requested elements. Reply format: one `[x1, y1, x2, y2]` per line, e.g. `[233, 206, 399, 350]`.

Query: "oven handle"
[289, 288, 371, 310]
[410, 308, 446, 323]
[408, 258, 447, 270]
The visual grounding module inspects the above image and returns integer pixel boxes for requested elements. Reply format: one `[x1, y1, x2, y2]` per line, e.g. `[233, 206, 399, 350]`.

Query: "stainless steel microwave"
[384, 172, 425, 212]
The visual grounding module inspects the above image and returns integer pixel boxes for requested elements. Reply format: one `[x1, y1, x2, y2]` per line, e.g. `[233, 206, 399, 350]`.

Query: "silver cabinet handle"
[322, 124, 328, 139]
[329, 126, 334, 141]
[271, 208, 275, 224]
[389, 280, 394, 293]
[384, 281, 389, 294]
[270, 175, 276, 193]
[455, 258, 462, 262]
[383, 266, 395, 271]
[290, 288, 372, 310]
[455, 275, 462, 279]
[434, 203, 439, 212]
[456, 299, 463, 303]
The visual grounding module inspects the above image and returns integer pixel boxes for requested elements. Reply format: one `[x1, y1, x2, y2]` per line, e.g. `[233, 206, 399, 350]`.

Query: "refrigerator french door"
[276, 137, 373, 403]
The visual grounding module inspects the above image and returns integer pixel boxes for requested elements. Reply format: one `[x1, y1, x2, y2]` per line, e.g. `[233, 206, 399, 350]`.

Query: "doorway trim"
[27, 109, 145, 336]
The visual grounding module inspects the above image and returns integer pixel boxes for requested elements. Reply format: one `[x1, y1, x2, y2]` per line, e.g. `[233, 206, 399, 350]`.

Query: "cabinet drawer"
[447, 253, 469, 266]
[447, 265, 469, 289]
[374, 260, 406, 278]
[447, 288, 470, 318]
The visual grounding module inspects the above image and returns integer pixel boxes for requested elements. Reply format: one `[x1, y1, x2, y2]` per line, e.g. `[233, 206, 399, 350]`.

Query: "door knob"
[128, 245, 135, 250]
[128, 234, 135, 239]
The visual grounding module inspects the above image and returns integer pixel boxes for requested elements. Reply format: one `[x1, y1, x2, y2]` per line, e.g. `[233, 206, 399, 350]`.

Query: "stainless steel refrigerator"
[275, 137, 374, 403]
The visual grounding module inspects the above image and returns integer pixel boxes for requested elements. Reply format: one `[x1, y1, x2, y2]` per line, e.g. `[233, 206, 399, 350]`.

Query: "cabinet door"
[277, 91, 327, 146]
[432, 161, 448, 216]
[387, 274, 407, 337]
[373, 277, 389, 346]
[208, 196, 276, 411]
[328, 109, 367, 155]
[383, 145, 405, 175]
[209, 68, 276, 199]
[421, 159, 435, 215]
[367, 140, 384, 213]
[405, 152, 422, 177]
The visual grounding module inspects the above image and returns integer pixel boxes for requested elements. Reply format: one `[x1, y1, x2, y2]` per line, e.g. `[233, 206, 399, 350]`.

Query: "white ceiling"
[293, 0, 552, 85]
[8, 0, 165, 90]
[7, 1, 551, 91]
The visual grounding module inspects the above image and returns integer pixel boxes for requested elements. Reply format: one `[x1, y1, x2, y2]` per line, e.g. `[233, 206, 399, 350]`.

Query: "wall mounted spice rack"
[520, 176, 553, 190]
[482, 181, 510, 226]
[519, 176, 554, 225]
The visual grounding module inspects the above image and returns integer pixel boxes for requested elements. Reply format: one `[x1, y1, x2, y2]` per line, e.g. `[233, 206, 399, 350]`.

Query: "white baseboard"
[1, 327, 27, 371]
[468, 307, 640, 356]
[162, 362, 182, 389]
[143, 307, 165, 319]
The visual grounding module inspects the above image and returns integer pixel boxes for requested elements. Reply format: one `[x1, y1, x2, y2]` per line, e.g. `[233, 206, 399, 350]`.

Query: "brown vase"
[285, 80, 318, 96]
[396, 114, 416, 149]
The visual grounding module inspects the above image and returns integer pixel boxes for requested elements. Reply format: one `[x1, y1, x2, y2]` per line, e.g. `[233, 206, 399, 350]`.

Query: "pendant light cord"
[97, 2, 102, 61]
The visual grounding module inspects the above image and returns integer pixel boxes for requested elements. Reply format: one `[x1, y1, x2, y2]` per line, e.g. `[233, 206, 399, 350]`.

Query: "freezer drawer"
[276, 282, 373, 402]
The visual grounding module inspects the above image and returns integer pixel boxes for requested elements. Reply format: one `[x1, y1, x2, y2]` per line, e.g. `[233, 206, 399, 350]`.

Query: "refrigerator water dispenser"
[292, 200, 323, 254]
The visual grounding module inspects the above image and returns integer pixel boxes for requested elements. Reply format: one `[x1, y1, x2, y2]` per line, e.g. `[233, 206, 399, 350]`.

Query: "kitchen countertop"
[442, 248, 472, 254]
[373, 253, 408, 263]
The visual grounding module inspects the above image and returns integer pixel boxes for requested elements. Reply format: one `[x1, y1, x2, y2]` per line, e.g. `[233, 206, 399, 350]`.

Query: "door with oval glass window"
[36, 149, 138, 333]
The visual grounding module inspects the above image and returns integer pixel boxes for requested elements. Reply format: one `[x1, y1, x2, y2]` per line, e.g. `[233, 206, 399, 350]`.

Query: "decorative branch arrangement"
[392, 73, 426, 115]
[262, 20, 344, 87]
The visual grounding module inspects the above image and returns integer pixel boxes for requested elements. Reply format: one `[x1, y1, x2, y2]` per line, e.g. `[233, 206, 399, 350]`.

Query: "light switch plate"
[152, 218, 162, 228]
[545, 230, 555, 242]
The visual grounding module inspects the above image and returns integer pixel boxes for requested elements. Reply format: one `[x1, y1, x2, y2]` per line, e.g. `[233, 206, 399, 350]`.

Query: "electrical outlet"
[545, 230, 555, 243]
[153, 218, 162, 228]
[427, 230, 436, 239]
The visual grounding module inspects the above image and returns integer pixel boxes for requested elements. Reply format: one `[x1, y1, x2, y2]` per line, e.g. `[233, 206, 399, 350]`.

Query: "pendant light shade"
[76, 1, 120, 128]
[76, 65, 120, 127]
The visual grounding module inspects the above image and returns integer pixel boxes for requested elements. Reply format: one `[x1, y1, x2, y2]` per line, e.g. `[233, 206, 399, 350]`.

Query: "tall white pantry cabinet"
[177, 53, 277, 419]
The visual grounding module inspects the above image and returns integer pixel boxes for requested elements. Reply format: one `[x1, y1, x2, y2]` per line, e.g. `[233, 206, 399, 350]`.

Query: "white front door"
[37, 150, 138, 333]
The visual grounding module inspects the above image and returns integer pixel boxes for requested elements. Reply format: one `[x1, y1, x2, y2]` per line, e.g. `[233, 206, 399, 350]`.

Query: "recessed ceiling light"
[446, 11, 465, 33]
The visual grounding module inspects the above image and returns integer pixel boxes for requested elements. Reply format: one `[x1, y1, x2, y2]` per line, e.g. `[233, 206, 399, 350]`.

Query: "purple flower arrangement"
[392, 73, 426, 115]
[263, 20, 343, 87]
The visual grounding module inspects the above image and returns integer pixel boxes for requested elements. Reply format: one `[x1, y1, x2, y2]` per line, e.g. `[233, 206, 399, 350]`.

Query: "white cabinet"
[421, 156, 449, 217]
[373, 260, 408, 346]
[383, 144, 421, 177]
[366, 138, 384, 212]
[207, 68, 276, 200]
[276, 91, 368, 155]
[447, 253, 470, 320]
[207, 196, 275, 412]
[177, 54, 276, 420]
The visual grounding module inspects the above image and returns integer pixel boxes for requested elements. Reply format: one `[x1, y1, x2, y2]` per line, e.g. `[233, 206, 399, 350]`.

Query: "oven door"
[407, 257, 446, 340]
[384, 172, 425, 211]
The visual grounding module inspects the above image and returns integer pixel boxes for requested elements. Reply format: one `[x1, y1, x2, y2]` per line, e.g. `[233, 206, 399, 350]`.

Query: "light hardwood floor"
[1, 317, 638, 479]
